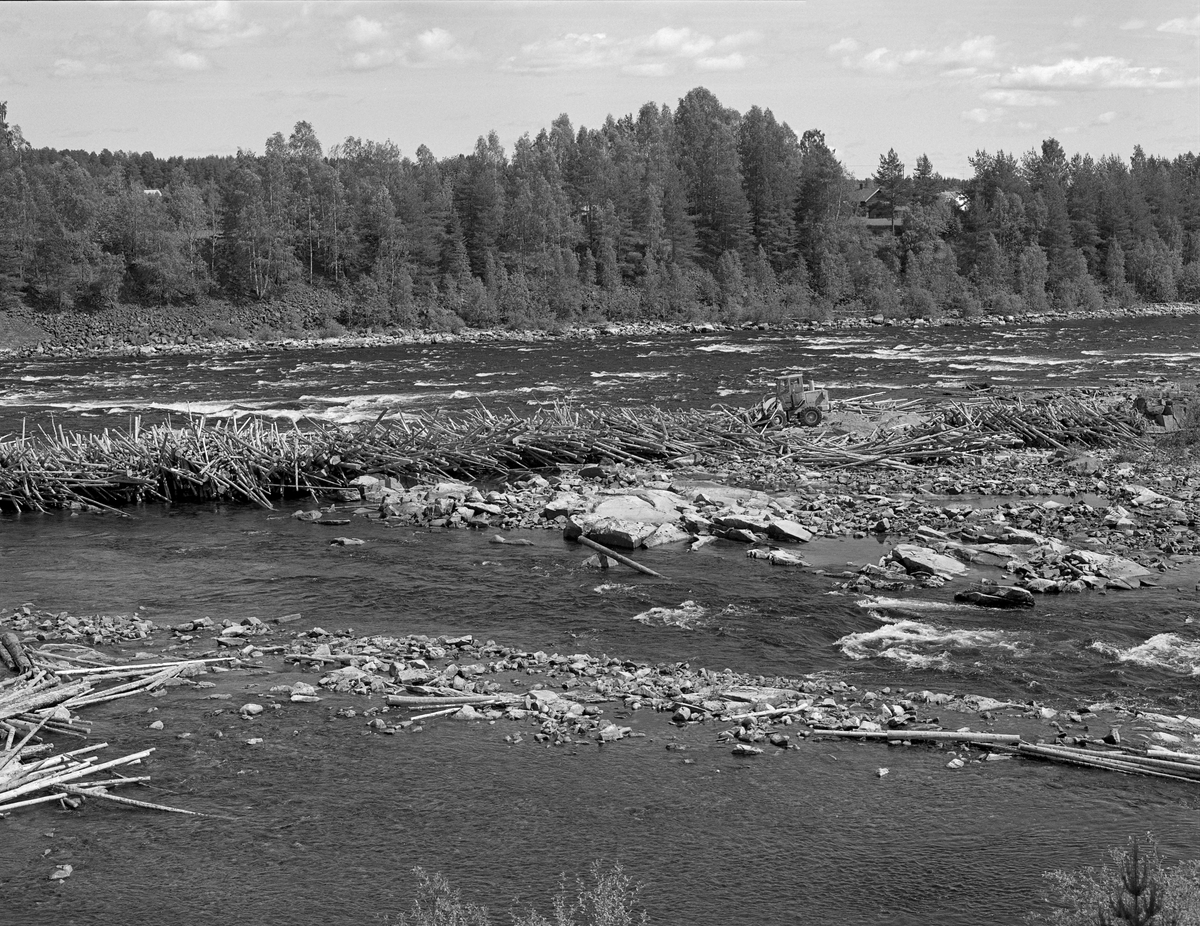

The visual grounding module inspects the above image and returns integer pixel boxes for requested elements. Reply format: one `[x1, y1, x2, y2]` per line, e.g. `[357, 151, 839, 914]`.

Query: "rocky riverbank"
[2, 298, 1199, 360]
[6, 602, 1198, 799]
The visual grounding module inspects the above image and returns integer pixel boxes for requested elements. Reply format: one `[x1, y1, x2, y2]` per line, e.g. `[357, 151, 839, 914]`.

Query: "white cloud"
[53, 58, 88, 79]
[623, 62, 671, 78]
[1158, 15, 1200, 36]
[411, 27, 476, 65]
[164, 49, 209, 71]
[349, 48, 398, 71]
[943, 35, 997, 67]
[997, 56, 1193, 90]
[341, 23, 476, 70]
[982, 89, 1059, 107]
[859, 48, 899, 73]
[716, 31, 762, 51]
[505, 33, 615, 72]
[962, 107, 1003, 123]
[1096, 111, 1117, 124]
[504, 26, 757, 75]
[696, 53, 746, 72]
[830, 34, 995, 75]
[638, 26, 714, 58]
[1120, 19, 1146, 30]
[143, 1, 261, 50]
[346, 16, 387, 46]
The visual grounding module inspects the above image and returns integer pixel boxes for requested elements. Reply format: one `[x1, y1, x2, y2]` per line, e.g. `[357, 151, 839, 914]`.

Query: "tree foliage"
[0, 92, 1197, 330]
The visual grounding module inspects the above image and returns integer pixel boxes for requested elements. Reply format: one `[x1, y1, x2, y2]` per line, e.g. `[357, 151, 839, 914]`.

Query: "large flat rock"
[565, 515, 658, 550]
[590, 489, 686, 525]
[891, 543, 969, 579]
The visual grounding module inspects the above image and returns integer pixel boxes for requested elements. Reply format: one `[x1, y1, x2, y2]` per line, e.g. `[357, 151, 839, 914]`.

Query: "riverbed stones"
[564, 515, 658, 550]
[890, 544, 969, 580]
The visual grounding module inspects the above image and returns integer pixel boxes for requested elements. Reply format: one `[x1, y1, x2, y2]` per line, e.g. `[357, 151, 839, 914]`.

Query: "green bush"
[387, 862, 648, 926]
[1029, 835, 1200, 925]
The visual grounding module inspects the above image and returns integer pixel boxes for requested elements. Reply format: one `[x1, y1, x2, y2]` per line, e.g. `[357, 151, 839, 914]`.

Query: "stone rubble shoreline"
[4, 605, 1198, 797]
[2, 300, 1198, 361]
[310, 427, 1200, 600]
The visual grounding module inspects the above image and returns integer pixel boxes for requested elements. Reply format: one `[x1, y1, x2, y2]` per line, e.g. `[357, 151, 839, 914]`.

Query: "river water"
[1, 315, 1199, 925]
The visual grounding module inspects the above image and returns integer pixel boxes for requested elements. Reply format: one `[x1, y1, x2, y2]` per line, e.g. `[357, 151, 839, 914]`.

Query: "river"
[1, 314, 1198, 925]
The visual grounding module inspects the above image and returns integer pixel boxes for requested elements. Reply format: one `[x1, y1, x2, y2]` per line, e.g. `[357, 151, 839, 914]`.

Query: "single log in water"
[811, 729, 1021, 745]
[574, 536, 664, 578]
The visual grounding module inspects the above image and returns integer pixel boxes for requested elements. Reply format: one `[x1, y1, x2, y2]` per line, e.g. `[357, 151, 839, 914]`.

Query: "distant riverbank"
[2, 299, 1199, 361]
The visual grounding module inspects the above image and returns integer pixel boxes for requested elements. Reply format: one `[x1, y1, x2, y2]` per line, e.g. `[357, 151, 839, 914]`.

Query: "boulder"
[542, 492, 588, 519]
[1019, 577, 1062, 594]
[890, 544, 968, 579]
[767, 519, 813, 543]
[489, 534, 534, 546]
[642, 523, 693, 547]
[716, 527, 759, 544]
[1064, 454, 1102, 475]
[692, 486, 772, 509]
[747, 548, 808, 567]
[349, 475, 384, 502]
[566, 516, 658, 550]
[713, 512, 770, 532]
[1068, 550, 1154, 585]
[953, 586, 1035, 609]
[590, 492, 682, 525]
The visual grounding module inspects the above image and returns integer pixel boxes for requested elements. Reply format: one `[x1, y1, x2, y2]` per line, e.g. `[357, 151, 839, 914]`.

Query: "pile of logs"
[938, 394, 1150, 451]
[0, 637, 226, 817]
[810, 727, 1200, 784]
[0, 392, 1152, 513]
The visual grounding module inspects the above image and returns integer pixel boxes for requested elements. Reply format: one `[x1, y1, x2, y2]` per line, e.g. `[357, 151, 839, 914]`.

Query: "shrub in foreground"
[388, 862, 648, 926]
[1029, 835, 1200, 926]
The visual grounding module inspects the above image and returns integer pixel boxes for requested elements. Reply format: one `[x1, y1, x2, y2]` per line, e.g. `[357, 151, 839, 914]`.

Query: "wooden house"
[849, 182, 905, 233]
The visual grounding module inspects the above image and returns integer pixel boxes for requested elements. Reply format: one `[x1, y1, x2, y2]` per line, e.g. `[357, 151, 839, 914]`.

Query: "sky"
[1, 1, 1197, 179]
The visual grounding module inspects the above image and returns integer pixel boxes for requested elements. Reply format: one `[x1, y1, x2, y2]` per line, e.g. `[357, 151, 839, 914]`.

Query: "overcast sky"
[2, 1, 1197, 179]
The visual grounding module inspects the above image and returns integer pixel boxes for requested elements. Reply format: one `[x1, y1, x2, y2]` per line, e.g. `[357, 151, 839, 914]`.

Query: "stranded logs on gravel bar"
[0, 391, 1156, 513]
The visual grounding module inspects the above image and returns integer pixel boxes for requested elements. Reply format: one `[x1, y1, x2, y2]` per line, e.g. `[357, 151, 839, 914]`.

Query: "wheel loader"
[758, 371, 831, 428]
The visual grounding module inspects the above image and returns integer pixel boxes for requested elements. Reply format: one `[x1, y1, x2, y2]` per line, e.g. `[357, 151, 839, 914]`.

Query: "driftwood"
[0, 632, 33, 675]
[0, 657, 222, 818]
[805, 726, 1200, 785]
[994, 742, 1200, 783]
[574, 536, 665, 578]
[384, 693, 502, 708]
[811, 729, 1021, 745]
[0, 391, 1151, 514]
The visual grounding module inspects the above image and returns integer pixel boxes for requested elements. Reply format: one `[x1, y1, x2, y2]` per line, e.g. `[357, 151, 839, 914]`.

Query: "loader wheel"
[769, 410, 787, 428]
[798, 406, 822, 428]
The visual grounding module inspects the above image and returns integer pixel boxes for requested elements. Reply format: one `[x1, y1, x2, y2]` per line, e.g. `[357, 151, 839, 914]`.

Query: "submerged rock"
[953, 587, 1035, 609]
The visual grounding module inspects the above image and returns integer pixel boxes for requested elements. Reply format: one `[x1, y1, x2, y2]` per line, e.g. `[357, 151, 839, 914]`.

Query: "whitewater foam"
[1092, 633, 1200, 676]
[837, 617, 1023, 669]
[631, 600, 709, 630]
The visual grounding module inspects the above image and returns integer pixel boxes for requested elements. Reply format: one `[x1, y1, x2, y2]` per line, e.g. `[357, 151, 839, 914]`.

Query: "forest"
[0, 87, 1198, 333]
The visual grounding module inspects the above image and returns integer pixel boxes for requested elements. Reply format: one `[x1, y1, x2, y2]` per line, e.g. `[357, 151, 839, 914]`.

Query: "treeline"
[0, 88, 1198, 331]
